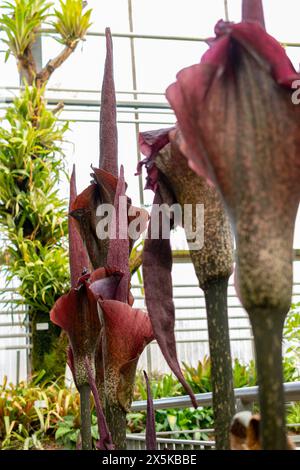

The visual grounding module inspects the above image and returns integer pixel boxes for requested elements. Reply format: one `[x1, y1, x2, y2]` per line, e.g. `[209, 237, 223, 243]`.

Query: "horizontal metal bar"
[0, 333, 31, 339]
[0, 322, 28, 327]
[0, 311, 27, 316]
[57, 118, 175, 125]
[0, 85, 165, 96]
[40, 28, 300, 47]
[152, 429, 215, 436]
[136, 293, 239, 299]
[174, 325, 251, 333]
[175, 315, 249, 321]
[150, 337, 253, 344]
[41, 28, 209, 43]
[0, 345, 32, 350]
[56, 107, 173, 116]
[133, 282, 300, 289]
[1, 96, 170, 110]
[171, 249, 300, 262]
[0, 288, 20, 293]
[126, 434, 215, 446]
[131, 381, 300, 411]
[4, 281, 300, 293]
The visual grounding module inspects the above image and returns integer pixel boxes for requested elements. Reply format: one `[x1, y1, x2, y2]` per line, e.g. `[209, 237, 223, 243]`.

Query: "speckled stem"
[155, 141, 235, 448]
[105, 403, 127, 450]
[204, 277, 235, 450]
[249, 309, 287, 450]
[79, 384, 92, 450]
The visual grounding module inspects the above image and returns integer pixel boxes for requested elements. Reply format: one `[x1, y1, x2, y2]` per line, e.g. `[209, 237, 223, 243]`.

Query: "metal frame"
[126, 381, 300, 449]
[1, 0, 300, 385]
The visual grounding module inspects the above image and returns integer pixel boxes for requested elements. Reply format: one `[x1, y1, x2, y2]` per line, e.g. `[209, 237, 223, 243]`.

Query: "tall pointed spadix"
[69, 165, 89, 287]
[242, 0, 265, 29]
[99, 27, 118, 177]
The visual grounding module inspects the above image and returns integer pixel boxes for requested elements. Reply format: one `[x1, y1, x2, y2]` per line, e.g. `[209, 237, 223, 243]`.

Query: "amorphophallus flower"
[70, 28, 147, 268]
[50, 166, 115, 450]
[166, 0, 300, 449]
[89, 166, 153, 449]
[138, 126, 234, 448]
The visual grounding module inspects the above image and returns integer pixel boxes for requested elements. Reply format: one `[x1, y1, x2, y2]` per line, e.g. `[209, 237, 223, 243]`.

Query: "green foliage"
[232, 359, 257, 388]
[0, 84, 69, 376]
[55, 414, 99, 449]
[0, 85, 69, 316]
[134, 371, 183, 401]
[287, 403, 300, 433]
[0, 0, 92, 378]
[52, 0, 92, 46]
[6, 241, 69, 312]
[0, 85, 68, 238]
[0, 373, 80, 450]
[0, 0, 52, 61]
[1, 357, 300, 449]
[284, 301, 300, 364]
[129, 357, 300, 440]
[182, 356, 212, 393]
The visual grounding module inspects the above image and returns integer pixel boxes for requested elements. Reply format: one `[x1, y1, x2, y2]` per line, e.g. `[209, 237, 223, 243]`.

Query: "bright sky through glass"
[1, 0, 300, 248]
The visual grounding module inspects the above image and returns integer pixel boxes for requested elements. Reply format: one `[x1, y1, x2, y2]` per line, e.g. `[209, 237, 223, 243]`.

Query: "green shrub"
[0, 0, 92, 377]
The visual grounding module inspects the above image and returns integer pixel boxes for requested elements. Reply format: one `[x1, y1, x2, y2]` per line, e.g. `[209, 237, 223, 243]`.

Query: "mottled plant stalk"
[105, 403, 127, 450]
[166, 0, 300, 449]
[250, 310, 287, 449]
[155, 139, 235, 449]
[78, 384, 92, 450]
[204, 277, 235, 450]
[144, 371, 157, 450]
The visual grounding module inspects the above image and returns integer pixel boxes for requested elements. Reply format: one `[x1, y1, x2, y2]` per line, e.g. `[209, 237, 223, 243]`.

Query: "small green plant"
[134, 371, 183, 401]
[52, 0, 92, 46]
[287, 403, 300, 434]
[232, 359, 257, 388]
[55, 414, 99, 449]
[0, 0, 51, 63]
[0, 372, 80, 449]
[182, 356, 212, 393]
[284, 302, 300, 365]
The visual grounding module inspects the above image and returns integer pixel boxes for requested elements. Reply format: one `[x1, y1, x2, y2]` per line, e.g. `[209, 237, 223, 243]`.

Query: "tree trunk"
[31, 310, 67, 379]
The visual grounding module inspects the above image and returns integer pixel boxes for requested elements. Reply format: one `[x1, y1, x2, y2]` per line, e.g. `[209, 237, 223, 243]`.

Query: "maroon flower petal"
[50, 276, 101, 385]
[98, 299, 154, 410]
[67, 345, 76, 383]
[99, 27, 118, 178]
[69, 183, 105, 269]
[137, 127, 175, 190]
[166, 20, 300, 180]
[89, 267, 123, 301]
[69, 165, 90, 287]
[99, 299, 154, 361]
[143, 189, 197, 408]
[144, 371, 156, 451]
[139, 127, 174, 159]
[167, 64, 217, 182]
[107, 165, 130, 303]
[92, 167, 118, 204]
[84, 357, 115, 450]
[242, 0, 265, 28]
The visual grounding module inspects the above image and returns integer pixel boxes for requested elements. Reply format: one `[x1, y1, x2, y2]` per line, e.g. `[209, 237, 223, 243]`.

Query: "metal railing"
[130, 382, 300, 412]
[126, 382, 300, 449]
